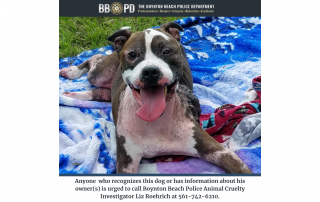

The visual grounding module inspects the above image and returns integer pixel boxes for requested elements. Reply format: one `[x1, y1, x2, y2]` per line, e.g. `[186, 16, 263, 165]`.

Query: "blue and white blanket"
[59, 17, 261, 174]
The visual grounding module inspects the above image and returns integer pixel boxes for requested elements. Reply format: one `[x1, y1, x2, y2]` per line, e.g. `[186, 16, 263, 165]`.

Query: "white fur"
[122, 29, 174, 87]
[145, 28, 170, 40]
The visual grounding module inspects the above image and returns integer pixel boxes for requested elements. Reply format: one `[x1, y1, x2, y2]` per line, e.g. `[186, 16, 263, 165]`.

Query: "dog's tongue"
[136, 86, 166, 122]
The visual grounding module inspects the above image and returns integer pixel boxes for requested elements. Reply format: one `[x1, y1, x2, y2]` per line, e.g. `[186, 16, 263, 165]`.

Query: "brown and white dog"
[60, 22, 252, 174]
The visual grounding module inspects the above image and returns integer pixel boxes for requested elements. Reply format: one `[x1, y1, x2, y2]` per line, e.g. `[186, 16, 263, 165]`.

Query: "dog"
[60, 22, 252, 174]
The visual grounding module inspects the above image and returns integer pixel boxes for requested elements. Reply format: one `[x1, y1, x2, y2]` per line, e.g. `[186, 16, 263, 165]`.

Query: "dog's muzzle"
[129, 74, 178, 122]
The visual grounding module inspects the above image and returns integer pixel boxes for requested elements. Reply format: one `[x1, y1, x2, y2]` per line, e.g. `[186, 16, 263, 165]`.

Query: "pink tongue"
[135, 86, 166, 122]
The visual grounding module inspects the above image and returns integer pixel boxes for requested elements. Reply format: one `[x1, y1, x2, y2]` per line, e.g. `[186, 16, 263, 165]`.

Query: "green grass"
[59, 17, 184, 59]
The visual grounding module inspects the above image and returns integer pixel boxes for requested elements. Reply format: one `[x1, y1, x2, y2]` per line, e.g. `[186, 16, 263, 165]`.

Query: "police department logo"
[111, 2, 123, 15]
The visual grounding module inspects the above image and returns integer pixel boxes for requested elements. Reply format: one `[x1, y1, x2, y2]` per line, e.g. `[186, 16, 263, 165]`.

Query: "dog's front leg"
[116, 135, 143, 174]
[192, 125, 252, 174]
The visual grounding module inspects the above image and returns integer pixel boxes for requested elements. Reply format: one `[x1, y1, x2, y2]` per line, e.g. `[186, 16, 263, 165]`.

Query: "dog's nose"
[142, 66, 160, 81]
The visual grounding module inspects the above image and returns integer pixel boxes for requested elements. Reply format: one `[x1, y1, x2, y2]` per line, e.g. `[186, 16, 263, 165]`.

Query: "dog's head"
[108, 22, 185, 122]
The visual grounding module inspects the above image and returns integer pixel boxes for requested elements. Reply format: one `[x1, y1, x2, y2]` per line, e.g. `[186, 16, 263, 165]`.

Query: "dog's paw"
[59, 68, 68, 78]
[59, 66, 86, 80]
[62, 91, 93, 101]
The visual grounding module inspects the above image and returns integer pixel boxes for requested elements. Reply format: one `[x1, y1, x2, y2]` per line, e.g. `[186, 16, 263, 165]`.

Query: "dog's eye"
[128, 52, 137, 60]
[163, 50, 171, 55]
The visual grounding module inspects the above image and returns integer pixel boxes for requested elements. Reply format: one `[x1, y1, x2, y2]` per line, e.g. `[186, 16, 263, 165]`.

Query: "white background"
[0, 0, 319, 201]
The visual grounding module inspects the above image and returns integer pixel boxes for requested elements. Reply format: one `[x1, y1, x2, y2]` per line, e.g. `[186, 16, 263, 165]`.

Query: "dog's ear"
[108, 27, 132, 53]
[159, 22, 183, 41]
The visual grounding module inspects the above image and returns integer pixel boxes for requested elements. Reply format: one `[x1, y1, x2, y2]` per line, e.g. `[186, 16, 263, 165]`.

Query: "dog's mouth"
[129, 80, 178, 122]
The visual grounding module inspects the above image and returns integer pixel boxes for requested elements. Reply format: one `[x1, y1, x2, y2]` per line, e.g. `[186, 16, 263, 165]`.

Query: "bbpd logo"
[111, 2, 123, 15]
[99, 3, 135, 14]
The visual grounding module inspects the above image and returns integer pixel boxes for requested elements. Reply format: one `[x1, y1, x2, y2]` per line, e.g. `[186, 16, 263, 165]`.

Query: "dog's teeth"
[164, 86, 167, 95]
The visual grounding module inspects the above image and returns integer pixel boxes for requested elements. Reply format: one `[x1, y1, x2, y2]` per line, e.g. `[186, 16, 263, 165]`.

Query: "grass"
[59, 17, 184, 59]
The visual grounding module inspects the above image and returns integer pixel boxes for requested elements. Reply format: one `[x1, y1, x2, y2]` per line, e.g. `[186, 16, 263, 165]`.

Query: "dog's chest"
[116, 86, 198, 157]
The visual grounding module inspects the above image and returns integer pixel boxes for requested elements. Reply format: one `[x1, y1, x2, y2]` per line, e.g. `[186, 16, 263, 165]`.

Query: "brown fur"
[116, 135, 133, 173]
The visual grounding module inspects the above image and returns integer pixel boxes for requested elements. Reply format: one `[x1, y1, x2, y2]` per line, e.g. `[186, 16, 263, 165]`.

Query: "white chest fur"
[117, 86, 198, 158]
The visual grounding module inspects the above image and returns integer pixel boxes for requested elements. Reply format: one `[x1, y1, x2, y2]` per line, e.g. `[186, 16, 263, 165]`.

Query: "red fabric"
[154, 155, 188, 162]
[253, 76, 261, 99]
[200, 103, 259, 143]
